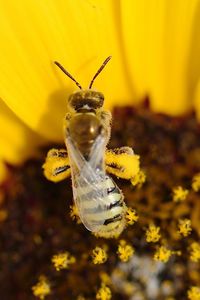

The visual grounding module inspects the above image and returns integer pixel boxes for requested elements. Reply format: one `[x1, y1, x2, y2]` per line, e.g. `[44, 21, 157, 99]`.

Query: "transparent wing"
[66, 134, 109, 232]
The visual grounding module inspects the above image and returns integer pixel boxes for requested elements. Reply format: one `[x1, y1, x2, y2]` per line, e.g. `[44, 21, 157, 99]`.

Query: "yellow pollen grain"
[178, 218, 192, 237]
[146, 224, 161, 243]
[117, 240, 134, 262]
[154, 246, 172, 263]
[190, 242, 200, 263]
[187, 286, 200, 300]
[51, 251, 76, 271]
[131, 170, 146, 188]
[32, 276, 51, 300]
[92, 246, 108, 264]
[96, 283, 112, 300]
[69, 204, 81, 224]
[172, 186, 189, 202]
[192, 173, 200, 192]
[125, 207, 139, 225]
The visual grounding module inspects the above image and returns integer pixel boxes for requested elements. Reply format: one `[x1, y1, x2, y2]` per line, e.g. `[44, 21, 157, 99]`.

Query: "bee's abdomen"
[78, 177, 126, 238]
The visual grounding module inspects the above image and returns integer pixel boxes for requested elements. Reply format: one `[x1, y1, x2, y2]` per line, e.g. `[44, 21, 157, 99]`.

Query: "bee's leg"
[43, 148, 71, 182]
[105, 147, 140, 180]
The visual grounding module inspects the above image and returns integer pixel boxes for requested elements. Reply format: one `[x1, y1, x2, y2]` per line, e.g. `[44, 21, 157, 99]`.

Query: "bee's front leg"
[105, 147, 140, 180]
[43, 148, 71, 182]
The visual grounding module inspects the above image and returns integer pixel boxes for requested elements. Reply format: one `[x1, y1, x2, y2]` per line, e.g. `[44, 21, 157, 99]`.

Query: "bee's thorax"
[68, 113, 103, 157]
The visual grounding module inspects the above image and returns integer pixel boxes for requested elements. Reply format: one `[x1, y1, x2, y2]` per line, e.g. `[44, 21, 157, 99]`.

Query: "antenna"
[54, 61, 82, 90]
[89, 56, 112, 89]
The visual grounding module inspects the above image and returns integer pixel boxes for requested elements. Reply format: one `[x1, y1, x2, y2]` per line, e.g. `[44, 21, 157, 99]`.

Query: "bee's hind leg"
[43, 148, 71, 182]
[105, 147, 140, 180]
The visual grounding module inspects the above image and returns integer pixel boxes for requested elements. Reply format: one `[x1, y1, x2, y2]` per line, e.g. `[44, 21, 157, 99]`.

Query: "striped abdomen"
[75, 176, 127, 238]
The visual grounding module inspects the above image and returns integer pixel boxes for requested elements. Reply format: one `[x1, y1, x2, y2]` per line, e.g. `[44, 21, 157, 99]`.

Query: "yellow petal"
[0, 1, 134, 142]
[121, 0, 200, 115]
[1, 0, 200, 166]
[0, 99, 45, 164]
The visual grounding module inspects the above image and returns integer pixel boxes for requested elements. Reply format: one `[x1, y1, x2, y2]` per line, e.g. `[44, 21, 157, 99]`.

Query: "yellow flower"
[187, 286, 200, 300]
[125, 207, 138, 225]
[117, 240, 134, 262]
[190, 242, 200, 263]
[1, 1, 200, 165]
[178, 218, 192, 237]
[172, 186, 189, 202]
[32, 275, 51, 300]
[96, 283, 112, 300]
[145, 224, 161, 243]
[154, 246, 172, 263]
[51, 251, 76, 271]
[92, 246, 108, 264]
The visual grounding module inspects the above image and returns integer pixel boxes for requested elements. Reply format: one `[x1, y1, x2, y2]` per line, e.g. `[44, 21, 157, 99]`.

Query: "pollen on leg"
[43, 148, 70, 182]
[131, 170, 146, 188]
[105, 150, 140, 179]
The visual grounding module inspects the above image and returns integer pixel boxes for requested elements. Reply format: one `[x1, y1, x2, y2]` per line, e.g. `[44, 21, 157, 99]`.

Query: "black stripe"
[106, 163, 122, 171]
[107, 186, 118, 193]
[78, 184, 119, 201]
[53, 165, 70, 176]
[108, 200, 123, 209]
[50, 150, 67, 158]
[104, 214, 122, 225]
[57, 151, 68, 158]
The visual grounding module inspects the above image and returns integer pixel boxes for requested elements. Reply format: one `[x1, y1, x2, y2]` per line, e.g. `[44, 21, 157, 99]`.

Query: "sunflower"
[0, 1, 200, 299]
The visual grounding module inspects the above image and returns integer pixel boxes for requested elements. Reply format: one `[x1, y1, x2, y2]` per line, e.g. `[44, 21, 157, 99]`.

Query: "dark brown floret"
[0, 103, 200, 299]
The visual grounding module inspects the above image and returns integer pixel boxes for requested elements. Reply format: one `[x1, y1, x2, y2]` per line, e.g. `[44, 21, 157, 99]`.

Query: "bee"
[43, 57, 140, 238]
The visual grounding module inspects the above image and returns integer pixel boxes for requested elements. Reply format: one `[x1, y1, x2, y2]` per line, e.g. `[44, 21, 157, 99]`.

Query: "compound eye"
[68, 91, 104, 110]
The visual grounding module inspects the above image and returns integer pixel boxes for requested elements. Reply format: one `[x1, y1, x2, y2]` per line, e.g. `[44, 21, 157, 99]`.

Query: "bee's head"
[54, 56, 111, 110]
[68, 90, 104, 111]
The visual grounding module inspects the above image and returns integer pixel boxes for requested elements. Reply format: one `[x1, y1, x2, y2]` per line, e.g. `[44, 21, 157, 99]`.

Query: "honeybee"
[43, 57, 140, 238]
